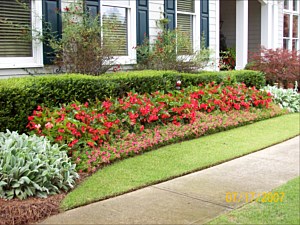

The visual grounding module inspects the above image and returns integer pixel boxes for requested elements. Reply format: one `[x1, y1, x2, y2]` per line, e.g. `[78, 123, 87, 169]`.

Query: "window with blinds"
[102, 6, 127, 56]
[177, 0, 194, 13]
[0, 0, 33, 57]
[177, 0, 194, 54]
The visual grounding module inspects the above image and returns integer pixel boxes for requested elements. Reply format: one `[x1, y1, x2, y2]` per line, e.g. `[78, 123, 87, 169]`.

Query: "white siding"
[248, 0, 261, 53]
[277, 0, 284, 48]
[220, 0, 236, 49]
[208, 0, 219, 70]
[149, 0, 164, 44]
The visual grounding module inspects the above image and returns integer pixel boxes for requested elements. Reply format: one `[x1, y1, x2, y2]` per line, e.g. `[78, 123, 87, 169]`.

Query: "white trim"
[0, 0, 44, 69]
[273, 2, 279, 48]
[215, 0, 220, 71]
[100, 0, 137, 65]
[176, 0, 201, 52]
[194, 0, 201, 52]
[283, 0, 300, 50]
[235, 0, 248, 70]
[261, 2, 273, 48]
[258, 0, 267, 6]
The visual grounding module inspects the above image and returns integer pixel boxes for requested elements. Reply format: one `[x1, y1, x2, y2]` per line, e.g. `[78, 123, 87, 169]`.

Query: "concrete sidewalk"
[41, 136, 300, 225]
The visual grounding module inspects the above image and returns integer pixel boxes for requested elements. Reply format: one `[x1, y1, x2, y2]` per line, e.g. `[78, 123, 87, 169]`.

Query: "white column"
[215, 0, 220, 71]
[261, 2, 273, 48]
[273, 2, 279, 48]
[235, 0, 248, 70]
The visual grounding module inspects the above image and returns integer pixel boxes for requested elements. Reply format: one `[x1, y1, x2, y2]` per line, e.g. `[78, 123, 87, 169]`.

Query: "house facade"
[0, 0, 299, 77]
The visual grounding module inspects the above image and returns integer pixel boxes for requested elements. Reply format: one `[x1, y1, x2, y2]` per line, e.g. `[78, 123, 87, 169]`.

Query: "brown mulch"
[0, 194, 65, 225]
[0, 173, 89, 225]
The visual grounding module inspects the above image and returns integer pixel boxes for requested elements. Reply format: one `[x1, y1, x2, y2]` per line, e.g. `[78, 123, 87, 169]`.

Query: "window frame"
[283, 0, 300, 51]
[0, 0, 43, 69]
[175, 0, 201, 54]
[101, 0, 136, 65]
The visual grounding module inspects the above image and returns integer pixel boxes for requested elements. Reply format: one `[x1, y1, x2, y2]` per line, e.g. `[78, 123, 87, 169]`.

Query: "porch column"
[273, 2, 279, 48]
[261, 2, 273, 48]
[236, 0, 248, 70]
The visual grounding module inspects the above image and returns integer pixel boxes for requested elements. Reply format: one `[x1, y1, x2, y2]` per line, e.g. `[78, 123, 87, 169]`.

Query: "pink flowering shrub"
[27, 82, 276, 172]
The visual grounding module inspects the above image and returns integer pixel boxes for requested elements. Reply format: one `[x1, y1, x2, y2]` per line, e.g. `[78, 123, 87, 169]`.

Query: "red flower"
[87, 142, 94, 147]
[200, 103, 208, 110]
[68, 139, 78, 147]
[64, 6, 70, 12]
[58, 128, 65, 133]
[140, 125, 144, 132]
[28, 116, 34, 121]
[233, 103, 241, 110]
[104, 122, 113, 129]
[56, 136, 63, 141]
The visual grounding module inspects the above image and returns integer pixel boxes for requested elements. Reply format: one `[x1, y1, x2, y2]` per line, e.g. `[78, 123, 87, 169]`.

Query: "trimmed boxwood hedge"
[0, 70, 265, 133]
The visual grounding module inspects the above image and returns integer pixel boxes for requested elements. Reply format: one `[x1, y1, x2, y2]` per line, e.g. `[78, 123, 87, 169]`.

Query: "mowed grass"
[207, 177, 300, 225]
[61, 113, 300, 211]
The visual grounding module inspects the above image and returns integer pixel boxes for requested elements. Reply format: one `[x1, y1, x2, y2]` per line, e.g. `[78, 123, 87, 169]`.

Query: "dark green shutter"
[200, 0, 209, 47]
[43, 0, 61, 64]
[164, 0, 175, 30]
[136, 0, 149, 45]
[86, 0, 100, 17]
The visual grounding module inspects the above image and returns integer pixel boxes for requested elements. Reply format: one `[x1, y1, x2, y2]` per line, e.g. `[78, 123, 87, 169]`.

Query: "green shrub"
[0, 130, 78, 200]
[261, 83, 300, 113]
[136, 19, 211, 72]
[0, 70, 265, 133]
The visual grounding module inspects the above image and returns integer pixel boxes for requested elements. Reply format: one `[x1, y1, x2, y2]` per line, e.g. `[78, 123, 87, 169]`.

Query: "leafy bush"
[136, 19, 211, 72]
[0, 130, 78, 200]
[219, 48, 236, 71]
[247, 47, 300, 86]
[0, 70, 265, 133]
[28, 83, 273, 172]
[261, 83, 300, 113]
[48, 2, 119, 75]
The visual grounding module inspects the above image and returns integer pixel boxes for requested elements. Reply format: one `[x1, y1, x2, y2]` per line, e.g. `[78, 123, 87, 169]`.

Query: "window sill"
[0, 63, 44, 69]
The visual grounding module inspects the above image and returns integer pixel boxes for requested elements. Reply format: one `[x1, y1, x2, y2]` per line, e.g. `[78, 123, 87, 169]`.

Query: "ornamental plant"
[261, 82, 300, 112]
[136, 18, 211, 72]
[247, 47, 300, 86]
[48, 1, 120, 75]
[27, 83, 273, 172]
[0, 130, 79, 200]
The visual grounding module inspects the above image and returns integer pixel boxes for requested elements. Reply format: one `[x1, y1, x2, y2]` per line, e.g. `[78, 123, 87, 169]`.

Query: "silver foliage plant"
[261, 82, 300, 113]
[0, 130, 79, 200]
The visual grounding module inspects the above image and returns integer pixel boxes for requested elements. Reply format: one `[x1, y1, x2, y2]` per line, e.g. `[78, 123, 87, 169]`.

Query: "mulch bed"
[0, 194, 65, 225]
[0, 173, 89, 225]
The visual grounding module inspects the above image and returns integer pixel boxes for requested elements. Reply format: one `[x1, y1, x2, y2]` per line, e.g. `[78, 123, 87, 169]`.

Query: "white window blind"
[177, 0, 194, 53]
[0, 0, 32, 57]
[177, 0, 194, 13]
[102, 6, 127, 56]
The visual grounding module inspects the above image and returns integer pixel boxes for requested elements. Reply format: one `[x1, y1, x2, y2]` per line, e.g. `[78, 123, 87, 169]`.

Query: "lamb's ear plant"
[0, 130, 79, 200]
[261, 82, 300, 113]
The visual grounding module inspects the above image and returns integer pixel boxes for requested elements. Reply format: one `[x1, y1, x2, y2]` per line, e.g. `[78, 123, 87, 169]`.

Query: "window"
[177, 0, 194, 52]
[101, 0, 136, 62]
[283, 0, 300, 51]
[0, 0, 32, 57]
[0, 0, 43, 68]
[102, 6, 127, 56]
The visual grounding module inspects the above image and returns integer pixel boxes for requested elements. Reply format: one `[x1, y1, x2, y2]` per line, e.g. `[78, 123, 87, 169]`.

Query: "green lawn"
[207, 177, 300, 224]
[61, 113, 300, 211]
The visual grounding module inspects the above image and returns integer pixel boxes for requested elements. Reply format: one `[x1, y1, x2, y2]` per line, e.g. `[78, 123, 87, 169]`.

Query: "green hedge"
[0, 70, 265, 133]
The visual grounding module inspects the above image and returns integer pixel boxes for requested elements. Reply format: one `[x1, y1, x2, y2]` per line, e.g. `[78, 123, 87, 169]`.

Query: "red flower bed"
[27, 83, 275, 172]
